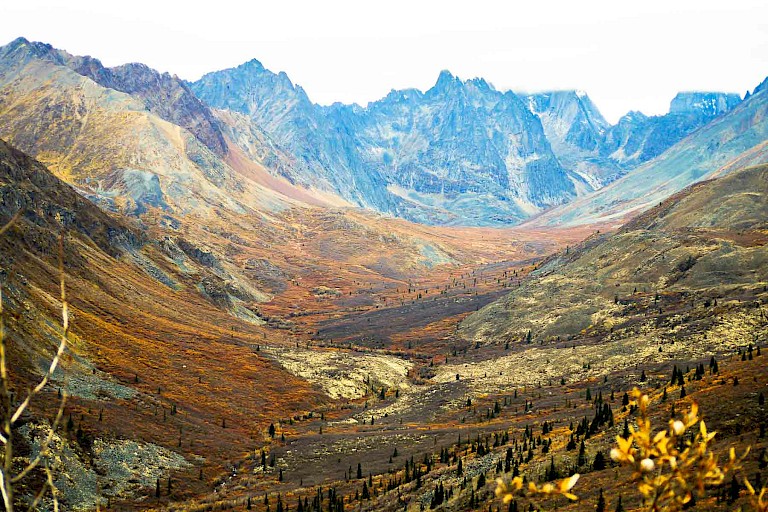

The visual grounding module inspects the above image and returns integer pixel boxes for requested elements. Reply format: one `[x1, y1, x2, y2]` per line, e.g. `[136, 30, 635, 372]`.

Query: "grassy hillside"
[462, 164, 768, 344]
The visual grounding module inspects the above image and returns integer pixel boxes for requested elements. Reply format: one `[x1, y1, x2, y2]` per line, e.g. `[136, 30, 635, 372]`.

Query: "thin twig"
[45, 460, 58, 512]
[10, 237, 68, 426]
[0, 470, 10, 512]
[0, 229, 68, 511]
[25, 475, 48, 512]
[10, 400, 65, 484]
[1, 286, 13, 512]
[0, 213, 21, 512]
[0, 286, 7, 446]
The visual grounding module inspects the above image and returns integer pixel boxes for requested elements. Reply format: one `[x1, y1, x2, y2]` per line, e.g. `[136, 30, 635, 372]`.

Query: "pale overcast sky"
[2, 0, 767, 123]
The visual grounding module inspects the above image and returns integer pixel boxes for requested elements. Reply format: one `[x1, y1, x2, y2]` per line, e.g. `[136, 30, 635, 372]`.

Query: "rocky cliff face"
[526, 90, 608, 153]
[526, 78, 768, 228]
[600, 91, 742, 169]
[669, 91, 741, 116]
[526, 89, 743, 187]
[191, 59, 397, 213]
[193, 67, 582, 225]
[525, 90, 619, 188]
[360, 72, 573, 201]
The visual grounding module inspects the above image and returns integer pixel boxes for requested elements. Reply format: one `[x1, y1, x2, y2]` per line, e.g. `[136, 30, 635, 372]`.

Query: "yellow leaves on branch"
[609, 388, 753, 512]
[744, 478, 768, 512]
[495, 388, 766, 511]
[495, 473, 580, 504]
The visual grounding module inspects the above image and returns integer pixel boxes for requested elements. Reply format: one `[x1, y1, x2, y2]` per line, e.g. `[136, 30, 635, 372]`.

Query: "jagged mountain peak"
[753, 76, 768, 95]
[429, 69, 463, 96]
[428, 70, 497, 98]
[242, 57, 266, 70]
[525, 89, 611, 170]
[194, 57, 312, 107]
[527, 89, 609, 129]
[378, 87, 424, 106]
[617, 110, 649, 123]
[669, 91, 741, 116]
[435, 68, 456, 83]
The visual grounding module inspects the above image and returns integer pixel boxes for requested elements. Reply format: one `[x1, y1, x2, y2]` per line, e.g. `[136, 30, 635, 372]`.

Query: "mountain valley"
[0, 34, 766, 512]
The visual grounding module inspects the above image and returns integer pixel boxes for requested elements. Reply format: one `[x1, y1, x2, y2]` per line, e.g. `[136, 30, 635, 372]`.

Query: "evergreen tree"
[728, 475, 740, 503]
[578, 440, 587, 467]
[593, 451, 606, 471]
[596, 489, 606, 512]
[546, 456, 558, 481]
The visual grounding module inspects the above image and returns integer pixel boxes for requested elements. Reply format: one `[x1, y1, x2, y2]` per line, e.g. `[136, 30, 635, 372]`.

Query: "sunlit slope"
[0, 138, 329, 468]
[462, 163, 768, 343]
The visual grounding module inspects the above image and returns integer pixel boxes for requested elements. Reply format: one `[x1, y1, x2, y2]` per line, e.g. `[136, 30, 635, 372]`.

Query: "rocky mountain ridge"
[0, 37, 757, 227]
[527, 78, 768, 227]
[0, 37, 227, 156]
[191, 58, 746, 225]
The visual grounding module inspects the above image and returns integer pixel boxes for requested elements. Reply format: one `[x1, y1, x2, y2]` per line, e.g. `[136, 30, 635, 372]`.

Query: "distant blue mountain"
[191, 61, 746, 226]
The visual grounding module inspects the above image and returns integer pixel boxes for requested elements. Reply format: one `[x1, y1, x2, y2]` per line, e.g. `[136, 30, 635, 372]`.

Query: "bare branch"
[10, 235, 68, 425]
[0, 469, 11, 512]
[0, 286, 7, 446]
[1, 285, 13, 511]
[27, 458, 58, 512]
[45, 460, 59, 512]
[0, 229, 68, 511]
[10, 398, 65, 484]
[25, 476, 48, 512]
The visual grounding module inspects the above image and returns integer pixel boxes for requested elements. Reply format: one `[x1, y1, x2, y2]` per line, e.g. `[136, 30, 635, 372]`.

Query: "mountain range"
[191, 60, 748, 225]
[1, 37, 760, 227]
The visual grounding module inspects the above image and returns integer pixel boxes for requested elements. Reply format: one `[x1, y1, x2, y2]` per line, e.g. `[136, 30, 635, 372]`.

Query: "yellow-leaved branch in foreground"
[496, 388, 768, 511]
